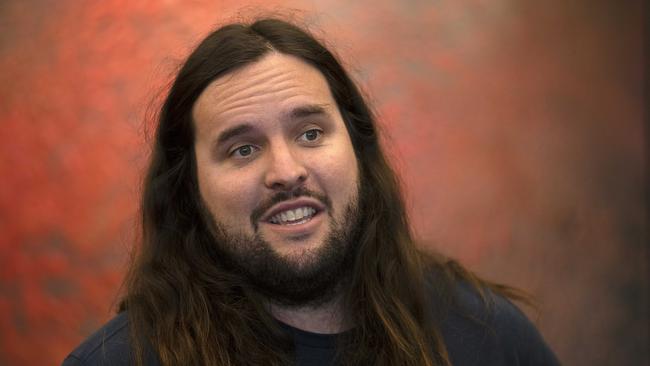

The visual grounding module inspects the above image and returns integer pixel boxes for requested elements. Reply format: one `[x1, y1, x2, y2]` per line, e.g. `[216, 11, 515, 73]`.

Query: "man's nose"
[263, 142, 308, 191]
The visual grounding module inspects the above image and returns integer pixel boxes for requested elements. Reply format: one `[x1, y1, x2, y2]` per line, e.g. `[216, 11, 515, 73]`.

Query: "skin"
[192, 52, 360, 333]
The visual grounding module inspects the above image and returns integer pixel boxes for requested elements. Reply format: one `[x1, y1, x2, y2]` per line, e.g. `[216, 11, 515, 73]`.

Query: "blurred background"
[0, 0, 646, 365]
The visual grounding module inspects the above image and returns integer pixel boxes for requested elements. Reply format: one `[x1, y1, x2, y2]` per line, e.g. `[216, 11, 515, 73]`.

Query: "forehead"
[192, 52, 339, 130]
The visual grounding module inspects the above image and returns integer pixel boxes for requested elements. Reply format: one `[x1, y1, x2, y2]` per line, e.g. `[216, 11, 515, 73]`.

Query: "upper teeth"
[269, 207, 316, 224]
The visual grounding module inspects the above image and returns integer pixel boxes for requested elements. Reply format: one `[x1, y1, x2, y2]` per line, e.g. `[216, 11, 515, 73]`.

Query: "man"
[63, 18, 560, 365]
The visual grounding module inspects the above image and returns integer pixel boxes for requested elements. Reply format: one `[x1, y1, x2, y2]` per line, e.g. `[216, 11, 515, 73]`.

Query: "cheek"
[197, 168, 259, 226]
[312, 144, 359, 202]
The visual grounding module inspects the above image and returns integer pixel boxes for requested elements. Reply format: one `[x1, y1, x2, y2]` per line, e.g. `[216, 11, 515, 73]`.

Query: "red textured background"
[0, 1, 646, 365]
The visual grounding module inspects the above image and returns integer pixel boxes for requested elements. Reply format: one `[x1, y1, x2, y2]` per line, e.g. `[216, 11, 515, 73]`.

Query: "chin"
[274, 238, 325, 259]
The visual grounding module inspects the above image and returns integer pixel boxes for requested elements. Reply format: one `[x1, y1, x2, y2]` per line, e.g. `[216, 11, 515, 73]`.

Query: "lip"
[260, 209, 325, 238]
[260, 197, 326, 223]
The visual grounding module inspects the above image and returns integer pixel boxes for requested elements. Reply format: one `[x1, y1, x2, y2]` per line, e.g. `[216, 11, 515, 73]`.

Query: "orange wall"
[0, 1, 646, 365]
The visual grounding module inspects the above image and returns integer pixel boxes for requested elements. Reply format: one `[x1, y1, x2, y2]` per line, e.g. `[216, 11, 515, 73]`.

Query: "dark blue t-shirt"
[62, 285, 560, 365]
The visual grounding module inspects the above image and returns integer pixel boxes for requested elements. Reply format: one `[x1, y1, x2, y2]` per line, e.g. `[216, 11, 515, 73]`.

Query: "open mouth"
[268, 206, 318, 225]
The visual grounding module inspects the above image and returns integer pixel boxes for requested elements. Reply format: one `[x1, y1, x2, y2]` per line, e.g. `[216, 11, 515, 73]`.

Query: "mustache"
[250, 187, 332, 229]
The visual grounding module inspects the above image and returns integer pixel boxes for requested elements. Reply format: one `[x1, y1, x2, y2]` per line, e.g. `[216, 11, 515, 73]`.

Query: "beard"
[199, 186, 362, 308]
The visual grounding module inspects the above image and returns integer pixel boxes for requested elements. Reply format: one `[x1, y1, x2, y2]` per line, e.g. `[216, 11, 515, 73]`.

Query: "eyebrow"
[215, 103, 331, 146]
[286, 103, 329, 120]
[216, 124, 254, 146]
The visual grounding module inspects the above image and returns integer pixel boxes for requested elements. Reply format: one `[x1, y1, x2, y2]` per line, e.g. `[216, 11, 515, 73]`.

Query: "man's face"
[192, 53, 360, 305]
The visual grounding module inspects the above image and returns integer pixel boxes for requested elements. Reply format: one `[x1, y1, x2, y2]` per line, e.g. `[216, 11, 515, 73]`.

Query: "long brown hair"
[119, 17, 528, 366]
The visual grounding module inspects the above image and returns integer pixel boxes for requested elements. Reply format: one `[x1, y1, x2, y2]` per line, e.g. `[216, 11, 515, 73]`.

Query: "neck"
[269, 294, 349, 334]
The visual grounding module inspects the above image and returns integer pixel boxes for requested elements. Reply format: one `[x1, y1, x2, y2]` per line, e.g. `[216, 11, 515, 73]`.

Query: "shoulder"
[439, 282, 560, 366]
[62, 312, 157, 366]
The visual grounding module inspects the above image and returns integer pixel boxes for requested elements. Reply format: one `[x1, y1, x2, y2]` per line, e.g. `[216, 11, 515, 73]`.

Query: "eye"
[230, 144, 257, 158]
[299, 129, 322, 143]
